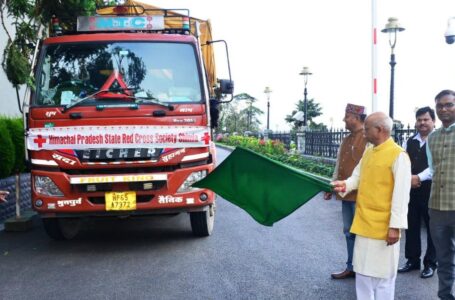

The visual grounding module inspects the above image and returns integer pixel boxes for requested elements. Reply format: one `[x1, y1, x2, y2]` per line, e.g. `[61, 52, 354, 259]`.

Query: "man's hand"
[0, 190, 9, 203]
[411, 175, 421, 189]
[386, 228, 400, 246]
[331, 180, 346, 193]
[323, 192, 332, 200]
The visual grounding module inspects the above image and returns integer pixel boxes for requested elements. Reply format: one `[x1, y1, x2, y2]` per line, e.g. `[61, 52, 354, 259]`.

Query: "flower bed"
[216, 135, 334, 178]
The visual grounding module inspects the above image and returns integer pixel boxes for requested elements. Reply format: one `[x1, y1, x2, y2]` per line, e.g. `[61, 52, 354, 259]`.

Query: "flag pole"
[372, 0, 378, 112]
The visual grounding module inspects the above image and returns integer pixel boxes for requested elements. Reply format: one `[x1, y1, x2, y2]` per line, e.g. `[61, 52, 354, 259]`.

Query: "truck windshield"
[35, 42, 202, 107]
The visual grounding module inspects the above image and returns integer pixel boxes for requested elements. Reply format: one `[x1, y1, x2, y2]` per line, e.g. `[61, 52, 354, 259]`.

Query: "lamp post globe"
[299, 66, 312, 127]
[381, 17, 405, 120]
[264, 86, 272, 131]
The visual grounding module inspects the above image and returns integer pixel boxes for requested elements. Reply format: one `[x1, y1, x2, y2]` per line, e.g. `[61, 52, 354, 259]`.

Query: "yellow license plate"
[105, 191, 136, 211]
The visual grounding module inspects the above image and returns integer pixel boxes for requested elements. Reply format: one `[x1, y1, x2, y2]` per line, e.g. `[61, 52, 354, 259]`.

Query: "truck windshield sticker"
[61, 91, 76, 105]
[27, 126, 210, 150]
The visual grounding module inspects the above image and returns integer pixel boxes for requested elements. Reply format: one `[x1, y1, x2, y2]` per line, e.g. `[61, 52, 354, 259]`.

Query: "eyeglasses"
[436, 102, 455, 110]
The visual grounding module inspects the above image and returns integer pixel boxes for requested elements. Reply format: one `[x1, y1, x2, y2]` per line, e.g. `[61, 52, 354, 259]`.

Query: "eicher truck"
[23, 1, 233, 239]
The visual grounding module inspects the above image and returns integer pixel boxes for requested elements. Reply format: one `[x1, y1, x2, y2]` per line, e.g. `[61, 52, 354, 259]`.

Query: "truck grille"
[75, 148, 162, 162]
[73, 181, 166, 193]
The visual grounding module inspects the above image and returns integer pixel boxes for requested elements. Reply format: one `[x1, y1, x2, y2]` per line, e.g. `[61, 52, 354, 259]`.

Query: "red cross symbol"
[201, 132, 211, 145]
[33, 135, 47, 148]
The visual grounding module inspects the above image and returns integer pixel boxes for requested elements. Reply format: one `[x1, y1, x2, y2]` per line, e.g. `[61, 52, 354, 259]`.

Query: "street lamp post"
[299, 67, 312, 127]
[382, 17, 405, 120]
[247, 100, 252, 131]
[264, 86, 272, 131]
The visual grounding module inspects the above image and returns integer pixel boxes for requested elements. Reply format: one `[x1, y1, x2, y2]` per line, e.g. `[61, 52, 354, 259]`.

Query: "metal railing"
[267, 124, 416, 158]
[268, 132, 295, 149]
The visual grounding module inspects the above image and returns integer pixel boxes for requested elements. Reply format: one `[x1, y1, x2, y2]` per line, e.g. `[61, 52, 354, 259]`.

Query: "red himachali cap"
[345, 103, 366, 115]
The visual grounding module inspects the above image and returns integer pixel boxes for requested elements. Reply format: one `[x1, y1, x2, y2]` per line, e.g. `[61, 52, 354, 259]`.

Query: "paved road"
[0, 147, 438, 299]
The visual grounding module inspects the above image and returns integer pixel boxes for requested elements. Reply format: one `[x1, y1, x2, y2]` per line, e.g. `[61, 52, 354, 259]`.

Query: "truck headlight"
[34, 176, 64, 197]
[177, 170, 207, 193]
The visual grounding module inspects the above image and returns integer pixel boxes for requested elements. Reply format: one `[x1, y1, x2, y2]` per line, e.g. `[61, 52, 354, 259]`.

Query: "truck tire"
[190, 204, 215, 237]
[42, 218, 81, 240]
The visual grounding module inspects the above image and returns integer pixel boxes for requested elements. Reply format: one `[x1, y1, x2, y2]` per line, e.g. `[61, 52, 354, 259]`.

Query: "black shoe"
[421, 266, 436, 279]
[398, 261, 420, 273]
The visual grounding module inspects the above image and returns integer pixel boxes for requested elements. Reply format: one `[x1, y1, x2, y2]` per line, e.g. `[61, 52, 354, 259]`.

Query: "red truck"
[23, 2, 233, 239]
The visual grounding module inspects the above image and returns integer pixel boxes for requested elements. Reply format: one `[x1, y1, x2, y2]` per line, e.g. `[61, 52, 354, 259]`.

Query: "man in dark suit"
[398, 106, 437, 278]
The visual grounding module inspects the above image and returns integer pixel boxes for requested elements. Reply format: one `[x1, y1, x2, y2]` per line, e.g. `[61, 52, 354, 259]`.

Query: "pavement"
[0, 147, 439, 299]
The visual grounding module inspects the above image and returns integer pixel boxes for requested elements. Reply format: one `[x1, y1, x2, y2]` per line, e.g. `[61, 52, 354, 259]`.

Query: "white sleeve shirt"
[402, 132, 432, 182]
[342, 152, 411, 230]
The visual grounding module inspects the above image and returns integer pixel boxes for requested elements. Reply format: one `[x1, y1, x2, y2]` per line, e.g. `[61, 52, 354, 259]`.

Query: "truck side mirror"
[219, 79, 234, 95]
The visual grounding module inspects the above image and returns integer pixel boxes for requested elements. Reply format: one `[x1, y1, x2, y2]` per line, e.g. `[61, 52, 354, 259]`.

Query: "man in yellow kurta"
[333, 112, 411, 300]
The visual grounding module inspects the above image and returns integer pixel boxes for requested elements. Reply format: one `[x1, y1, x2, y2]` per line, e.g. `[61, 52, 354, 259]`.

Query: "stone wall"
[0, 174, 31, 223]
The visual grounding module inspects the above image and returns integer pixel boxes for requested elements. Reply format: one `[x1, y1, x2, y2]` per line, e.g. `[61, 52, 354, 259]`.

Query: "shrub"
[218, 135, 334, 178]
[5, 117, 25, 173]
[0, 118, 15, 178]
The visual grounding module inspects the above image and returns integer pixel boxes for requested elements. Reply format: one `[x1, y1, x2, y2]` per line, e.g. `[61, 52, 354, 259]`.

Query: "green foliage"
[274, 154, 334, 177]
[285, 98, 327, 131]
[0, 118, 16, 178]
[6, 0, 35, 16]
[221, 136, 286, 157]
[1, 0, 102, 88]
[2, 0, 40, 88]
[5, 43, 30, 86]
[218, 135, 334, 178]
[218, 93, 264, 133]
[38, 0, 100, 26]
[5, 118, 26, 173]
[234, 93, 256, 101]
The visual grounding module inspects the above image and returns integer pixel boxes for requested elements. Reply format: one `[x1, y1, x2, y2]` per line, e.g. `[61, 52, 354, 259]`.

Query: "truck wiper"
[62, 87, 138, 113]
[132, 93, 174, 111]
[62, 89, 108, 113]
[62, 88, 174, 112]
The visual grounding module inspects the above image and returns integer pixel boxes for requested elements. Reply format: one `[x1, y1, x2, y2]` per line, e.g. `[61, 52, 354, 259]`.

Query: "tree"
[1, 0, 100, 88]
[285, 98, 327, 131]
[218, 93, 263, 134]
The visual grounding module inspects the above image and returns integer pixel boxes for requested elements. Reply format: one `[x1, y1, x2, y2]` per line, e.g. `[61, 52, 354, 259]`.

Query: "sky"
[2, 1, 455, 130]
[144, 0, 455, 130]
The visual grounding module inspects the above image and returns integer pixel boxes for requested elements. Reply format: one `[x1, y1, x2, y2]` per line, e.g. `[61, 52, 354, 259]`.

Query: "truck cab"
[24, 3, 233, 239]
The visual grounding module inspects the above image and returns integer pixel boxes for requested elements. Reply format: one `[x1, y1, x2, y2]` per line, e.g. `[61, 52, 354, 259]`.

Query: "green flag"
[193, 147, 332, 226]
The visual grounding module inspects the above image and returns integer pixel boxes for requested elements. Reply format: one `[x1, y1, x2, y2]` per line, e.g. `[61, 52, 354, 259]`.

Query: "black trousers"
[404, 190, 437, 267]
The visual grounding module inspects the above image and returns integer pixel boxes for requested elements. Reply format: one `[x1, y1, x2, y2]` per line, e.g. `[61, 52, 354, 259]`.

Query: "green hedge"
[5, 118, 26, 173]
[217, 135, 334, 178]
[0, 116, 25, 179]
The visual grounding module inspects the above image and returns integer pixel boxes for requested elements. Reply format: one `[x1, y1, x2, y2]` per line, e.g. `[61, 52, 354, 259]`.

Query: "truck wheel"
[190, 204, 215, 237]
[42, 218, 81, 240]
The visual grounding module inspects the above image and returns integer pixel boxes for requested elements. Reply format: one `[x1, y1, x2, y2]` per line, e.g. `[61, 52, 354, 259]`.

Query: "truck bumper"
[31, 163, 215, 216]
